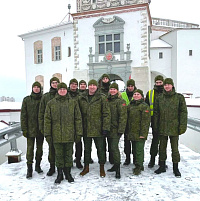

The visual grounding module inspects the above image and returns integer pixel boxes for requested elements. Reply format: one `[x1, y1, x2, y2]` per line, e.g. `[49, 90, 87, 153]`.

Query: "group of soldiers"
[20, 73, 188, 184]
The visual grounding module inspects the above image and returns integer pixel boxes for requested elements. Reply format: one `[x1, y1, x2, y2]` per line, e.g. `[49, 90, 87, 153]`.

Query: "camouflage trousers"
[131, 139, 145, 167]
[26, 136, 44, 164]
[83, 137, 105, 165]
[149, 129, 159, 157]
[108, 137, 120, 164]
[47, 140, 55, 165]
[54, 142, 74, 168]
[159, 136, 180, 163]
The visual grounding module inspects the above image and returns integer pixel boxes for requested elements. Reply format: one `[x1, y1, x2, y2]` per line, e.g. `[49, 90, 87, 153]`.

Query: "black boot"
[47, 164, 55, 176]
[55, 168, 63, 184]
[154, 161, 166, 174]
[63, 167, 74, 183]
[158, 160, 168, 169]
[123, 155, 130, 165]
[115, 165, 121, 179]
[173, 163, 181, 177]
[35, 161, 43, 173]
[76, 160, 83, 169]
[107, 165, 116, 172]
[89, 158, 94, 164]
[109, 153, 114, 164]
[148, 156, 155, 168]
[26, 164, 33, 179]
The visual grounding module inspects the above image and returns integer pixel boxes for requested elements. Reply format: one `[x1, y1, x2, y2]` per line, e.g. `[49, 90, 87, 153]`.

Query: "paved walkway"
[0, 134, 200, 201]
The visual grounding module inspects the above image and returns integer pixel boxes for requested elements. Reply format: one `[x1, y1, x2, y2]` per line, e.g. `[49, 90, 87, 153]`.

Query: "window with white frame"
[159, 52, 163, 59]
[55, 46, 61, 61]
[37, 50, 43, 63]
[189, 50, 192, 56]
[98, 33, 120, 54]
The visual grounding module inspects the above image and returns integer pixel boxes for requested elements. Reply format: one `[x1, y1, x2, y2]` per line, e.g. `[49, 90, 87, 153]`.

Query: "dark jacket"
[44, 94, 82, 143]
[78, 90, 111, 137]
[154, 88, 188, 136]
[21, 92, 42, 137]
[127, 99, 151, 141]
[107, 94, 127, 138]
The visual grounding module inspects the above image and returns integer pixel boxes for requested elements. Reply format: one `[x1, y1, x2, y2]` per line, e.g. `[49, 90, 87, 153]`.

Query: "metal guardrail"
[0, 122, 22, 151]
[187, 117, 200, 132]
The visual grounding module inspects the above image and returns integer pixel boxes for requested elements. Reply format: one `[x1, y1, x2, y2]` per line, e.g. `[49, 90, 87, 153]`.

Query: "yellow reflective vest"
[121, 92, 133, 105]
[148, 89, 155, 116]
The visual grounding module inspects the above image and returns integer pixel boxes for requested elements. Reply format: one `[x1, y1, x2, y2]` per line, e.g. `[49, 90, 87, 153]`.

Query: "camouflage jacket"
[127, 99, 151, 141]
[21, 92, 42, 137]
[38, 88, 57, 134]
[44, 94, 82, 143]
[78, 91, 111, 137]
[154, 88, 188, 136]
[68, 88, 79, 100]
[107, 94, 127, 138]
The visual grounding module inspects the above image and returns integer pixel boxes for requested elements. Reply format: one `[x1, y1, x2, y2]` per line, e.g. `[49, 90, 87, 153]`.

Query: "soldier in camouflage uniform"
[145, 75, 164, 168]
[99, 74, 114, 164]
[21, 81, 44, 179]
[127, 89, 151, 175]
[68, 78, 83, 169]
[44, 82, 82, 184]
[79, 79, 111, 178]
[79, 80, 87, 94]
[154, 78, 187, 177]
[106, 83, 127, 179]
[121, 79, 137, 165]
[38, 77, 60, 176]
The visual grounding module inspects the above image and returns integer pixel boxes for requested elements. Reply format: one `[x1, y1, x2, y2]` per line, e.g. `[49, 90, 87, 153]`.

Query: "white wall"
[23, 24, 74, 94]
[177, 30, 200, 98]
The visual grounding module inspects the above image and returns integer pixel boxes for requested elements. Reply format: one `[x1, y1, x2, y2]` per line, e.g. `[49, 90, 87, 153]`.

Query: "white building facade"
[19, 0, 200, 97]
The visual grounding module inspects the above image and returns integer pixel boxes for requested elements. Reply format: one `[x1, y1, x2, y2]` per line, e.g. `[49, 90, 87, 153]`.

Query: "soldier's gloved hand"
[75, 136, 81, 143]
[102, 130, 109, 137]
[23, 132, 28, 138]
[46, 136, 52, 144]
[117, 133, 123, 137]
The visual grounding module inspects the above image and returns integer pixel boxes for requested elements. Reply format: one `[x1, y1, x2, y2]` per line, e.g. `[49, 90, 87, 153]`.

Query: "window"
[51, 37, 61, 61]
[98, 33, 120, 54]
[55, 46, 61, 61]
[34, 40, 43, 64]
[189, 50, 192, 56]
[37, 50, 43, 63]
[159, 52, 163, 59]
[68, 47, 71, 57]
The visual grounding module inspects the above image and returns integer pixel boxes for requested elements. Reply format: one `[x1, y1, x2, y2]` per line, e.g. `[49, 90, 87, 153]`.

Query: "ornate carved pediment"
[93, 16, 125, 27]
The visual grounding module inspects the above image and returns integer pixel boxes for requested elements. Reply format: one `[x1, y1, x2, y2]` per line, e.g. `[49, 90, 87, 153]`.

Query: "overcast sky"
[1, 0, 200, 101]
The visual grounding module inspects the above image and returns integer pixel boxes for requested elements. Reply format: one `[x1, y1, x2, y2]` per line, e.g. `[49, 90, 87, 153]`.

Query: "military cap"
[57, 82, 68, 90]
[109, 83, 119, 90]
[134, 89, 144, 97]
[88, 79, 98, 86]
[32, 81, 41, 89]
[163, 78, 174, 86]
[101, 74, 110, 80]
[79, 80, 87, 87]
[50, 77, 60, 86]
[155, 75, 164, 82]
[127, 79, 135, 87]
[69, 78, 78, 85]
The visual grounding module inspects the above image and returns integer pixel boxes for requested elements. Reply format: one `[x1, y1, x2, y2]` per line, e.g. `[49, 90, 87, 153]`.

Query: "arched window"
[51, 37, 62, 61]
[52, 73, 62, 83]
[34, 41, 43, 64]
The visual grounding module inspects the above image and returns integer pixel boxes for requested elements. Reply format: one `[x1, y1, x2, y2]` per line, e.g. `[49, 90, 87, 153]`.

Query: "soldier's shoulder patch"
[145, 110, 149, 113]
[122, 103, 126, 106]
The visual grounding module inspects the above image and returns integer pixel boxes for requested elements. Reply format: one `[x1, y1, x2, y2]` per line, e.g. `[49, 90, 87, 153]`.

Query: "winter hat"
[163, 78, 174, 86]
[57, 82, 67, 90]
[69, 78, 78, 85]
[32, 81, 41, 89]
[134, 89, 144, 97]
[50, 77, 60, 86]
[155, 75, 164, 82]
[109, 83, 119, 90]
[88, 79, 98, 86]
[127, 79, 135, 87]
[79, 80, 87, 87]
[101, 74, 110, 80]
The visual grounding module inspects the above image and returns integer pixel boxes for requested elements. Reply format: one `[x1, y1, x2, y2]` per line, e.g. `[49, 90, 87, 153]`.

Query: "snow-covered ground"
[0, 135, 200, 201]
